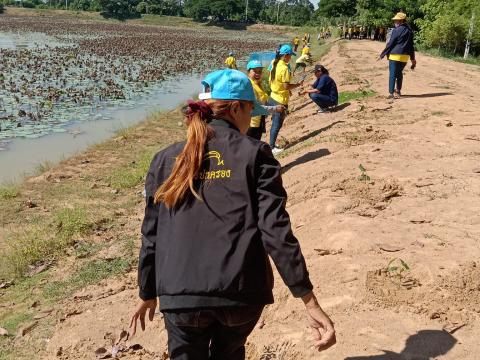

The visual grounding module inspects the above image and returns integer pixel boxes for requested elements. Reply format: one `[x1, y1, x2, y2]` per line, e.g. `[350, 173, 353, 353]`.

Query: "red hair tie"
[185, 100, 213, 122]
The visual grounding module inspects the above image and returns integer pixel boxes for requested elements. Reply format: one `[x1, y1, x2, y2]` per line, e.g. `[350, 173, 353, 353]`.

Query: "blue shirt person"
[301, 65, 338, 113]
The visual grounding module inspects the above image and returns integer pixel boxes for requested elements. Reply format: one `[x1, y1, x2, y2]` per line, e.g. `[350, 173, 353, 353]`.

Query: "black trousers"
[163, 305, 263, 360]
[246, 116, 266, 141]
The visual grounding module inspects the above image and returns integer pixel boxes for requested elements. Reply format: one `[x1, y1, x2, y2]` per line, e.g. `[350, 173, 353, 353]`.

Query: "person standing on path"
[379, 12, 416, 99]
[130, 69, 336, 360]
[268, 44, 304, 155]
[246, 60, 284, 140]
[293, 36, 300, 52]
[225, 51, 238, 70]
[300, 65, 338, 113]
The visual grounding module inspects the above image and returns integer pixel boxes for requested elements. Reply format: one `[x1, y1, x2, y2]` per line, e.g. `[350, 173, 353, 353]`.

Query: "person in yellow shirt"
[293, 53, 312, 75]
[224, 51, 237, 70]
[293, 36, 300, 52]
[267, 44, 303, 155]
[379, 12, 416, 98]
[302, 43, 311, 56]
[246, 60, 284, 140]
[302, 33, 307, 47]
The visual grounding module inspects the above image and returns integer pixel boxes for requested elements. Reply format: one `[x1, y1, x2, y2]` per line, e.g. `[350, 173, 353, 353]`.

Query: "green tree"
[99, 0, 140, 20]
[316, 0, 357, 19]
[184, 0, 212, 21]
[417, 0, 479, 55]
[0, 3, 4, 14]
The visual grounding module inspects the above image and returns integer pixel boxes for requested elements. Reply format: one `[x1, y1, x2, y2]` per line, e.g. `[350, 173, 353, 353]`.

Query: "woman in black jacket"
[379, 12, 417, 99]
[129, 69, 336, 360]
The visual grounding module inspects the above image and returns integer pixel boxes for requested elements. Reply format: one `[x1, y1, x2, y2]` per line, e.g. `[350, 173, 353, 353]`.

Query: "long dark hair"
[269, 45, 282, 84]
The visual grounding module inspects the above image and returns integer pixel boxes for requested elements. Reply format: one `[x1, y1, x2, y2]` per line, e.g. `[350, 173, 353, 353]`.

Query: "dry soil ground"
[3, 40, 480, 359]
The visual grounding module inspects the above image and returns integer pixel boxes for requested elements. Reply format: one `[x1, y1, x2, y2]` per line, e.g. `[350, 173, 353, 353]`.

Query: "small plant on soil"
[386, 258, 410, 278]
[358, 164, 370, 182]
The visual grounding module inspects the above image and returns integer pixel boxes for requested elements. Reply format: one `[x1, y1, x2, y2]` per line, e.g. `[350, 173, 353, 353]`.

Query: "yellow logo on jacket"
[199, 150, 232, 180]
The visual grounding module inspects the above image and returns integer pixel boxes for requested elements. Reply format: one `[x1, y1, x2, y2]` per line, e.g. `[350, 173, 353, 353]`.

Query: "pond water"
[0, 31, 69, 49]
[0, 73, 204, 185]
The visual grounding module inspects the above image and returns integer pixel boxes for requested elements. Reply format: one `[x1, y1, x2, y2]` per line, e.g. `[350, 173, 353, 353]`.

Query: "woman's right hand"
[302, 292, 336, 351]
[275, 105, 285, 113]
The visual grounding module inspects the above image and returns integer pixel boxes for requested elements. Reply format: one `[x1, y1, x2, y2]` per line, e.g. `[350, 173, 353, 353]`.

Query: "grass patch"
[0, 186, 18, 200]
[43, 258, 132, 300]
[106, 148, 156, 189]
[1, 207, 95, 278]
[431, 111, 446, 116]
[0, 311, 33, 335]
[33, 159, 54, 176]
[338, 89, 376, 104]
[419, 46, 480, 66]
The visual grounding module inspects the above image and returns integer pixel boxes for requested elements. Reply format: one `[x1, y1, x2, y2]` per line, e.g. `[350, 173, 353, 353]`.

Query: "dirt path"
[8, 40, 480, 359]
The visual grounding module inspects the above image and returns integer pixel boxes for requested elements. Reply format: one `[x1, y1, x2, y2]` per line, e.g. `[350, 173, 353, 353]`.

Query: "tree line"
[1, 0, 478, 57]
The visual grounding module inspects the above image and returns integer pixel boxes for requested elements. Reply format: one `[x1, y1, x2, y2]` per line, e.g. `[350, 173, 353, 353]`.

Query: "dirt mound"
[331, 177, 402, 216]
[366, 262, 480, 329]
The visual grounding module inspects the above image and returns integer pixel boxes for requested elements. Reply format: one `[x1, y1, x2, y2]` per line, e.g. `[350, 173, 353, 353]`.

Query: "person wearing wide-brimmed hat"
[379, 12, 416, 99]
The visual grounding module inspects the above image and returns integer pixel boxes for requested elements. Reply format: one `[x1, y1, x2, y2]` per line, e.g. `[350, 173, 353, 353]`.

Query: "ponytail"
[154, 100, 214, 208]
[154, 99, 250, 209]
[270, 46, 282, 84]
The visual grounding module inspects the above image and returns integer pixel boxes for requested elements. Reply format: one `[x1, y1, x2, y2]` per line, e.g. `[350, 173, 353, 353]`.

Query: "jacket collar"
[209, 119, 239, 132]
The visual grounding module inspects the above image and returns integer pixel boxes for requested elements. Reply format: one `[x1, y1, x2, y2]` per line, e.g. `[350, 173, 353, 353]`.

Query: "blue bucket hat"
[279, 44, 296, 56]
[246, 60, 263, 70]
[198, 69, 268, 117]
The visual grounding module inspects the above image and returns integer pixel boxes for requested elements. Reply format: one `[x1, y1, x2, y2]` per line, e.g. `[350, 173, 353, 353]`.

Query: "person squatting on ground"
[379, 12, 416, 99]
[246, 60, 284, 140]
[129, 69, 336, 360]
[300, 65, 338, 113]
[225, 51, 238, 70]
[268, 44, 303, 155]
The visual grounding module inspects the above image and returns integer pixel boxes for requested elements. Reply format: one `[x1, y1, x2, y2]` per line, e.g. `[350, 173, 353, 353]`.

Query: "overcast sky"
[310, 0, 319, 9]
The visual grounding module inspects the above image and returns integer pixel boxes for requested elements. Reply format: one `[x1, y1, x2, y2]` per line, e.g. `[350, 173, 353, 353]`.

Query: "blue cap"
[246, 60, 263, 70]
[199, 69, 268, 117]
[279, 44, 296, 56]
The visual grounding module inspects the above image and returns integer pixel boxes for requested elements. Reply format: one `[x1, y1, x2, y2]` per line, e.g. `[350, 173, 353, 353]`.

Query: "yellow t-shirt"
[225, 56, 237, 69]
[296, 54, 309, 64]
[269, 59, 291, 105]
[293, 38, 299, 45]
[250, 79, 269, 128]
[389, 54, 410, 63]
[302, 46, 310, 56]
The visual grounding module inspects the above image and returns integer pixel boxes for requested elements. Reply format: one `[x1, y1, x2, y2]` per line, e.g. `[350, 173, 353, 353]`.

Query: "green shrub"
[22, 0, 35, 8]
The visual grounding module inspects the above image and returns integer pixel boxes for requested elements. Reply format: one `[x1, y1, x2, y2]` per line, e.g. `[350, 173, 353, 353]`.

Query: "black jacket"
[380, 23, 416, 60]
[138, 119, 313, 310]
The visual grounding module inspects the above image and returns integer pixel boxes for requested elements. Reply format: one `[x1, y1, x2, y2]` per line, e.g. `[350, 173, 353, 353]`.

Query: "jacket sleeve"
[255, 144, 313, 297]
[380, 29, 398, 59]
[137, 156, 160, 300]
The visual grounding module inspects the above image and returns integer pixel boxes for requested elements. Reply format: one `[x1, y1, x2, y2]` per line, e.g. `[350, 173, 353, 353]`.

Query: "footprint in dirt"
[345, 330, 456, 360]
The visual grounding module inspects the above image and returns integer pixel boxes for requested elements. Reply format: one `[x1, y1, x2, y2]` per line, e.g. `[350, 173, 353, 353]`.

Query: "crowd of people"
[223, 39, 337, 155]
[342, 25, 387, 41]
[129, 11, 417, 360]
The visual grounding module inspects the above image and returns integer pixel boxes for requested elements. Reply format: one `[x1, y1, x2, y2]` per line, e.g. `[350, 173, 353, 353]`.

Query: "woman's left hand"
[129, 298, 158, 336]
